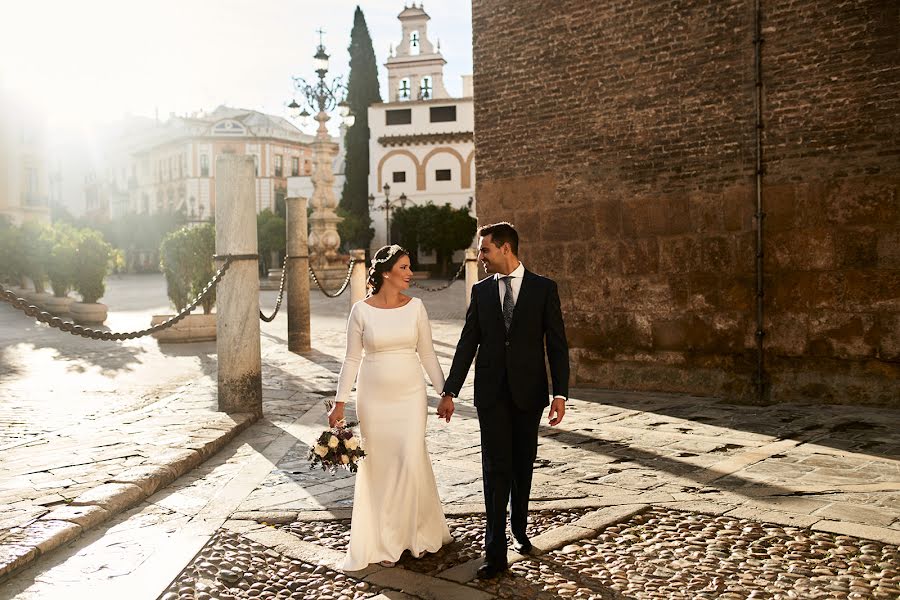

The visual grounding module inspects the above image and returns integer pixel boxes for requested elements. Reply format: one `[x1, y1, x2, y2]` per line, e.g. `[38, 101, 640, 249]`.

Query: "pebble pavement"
[162, 505, 900, 599]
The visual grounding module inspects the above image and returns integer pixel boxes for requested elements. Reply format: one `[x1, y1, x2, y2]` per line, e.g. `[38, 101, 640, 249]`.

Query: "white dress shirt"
[495, 261, 526, 306]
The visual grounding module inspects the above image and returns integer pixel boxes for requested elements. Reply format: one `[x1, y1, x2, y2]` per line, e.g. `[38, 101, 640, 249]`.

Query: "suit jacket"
[444, 268, 569, 410]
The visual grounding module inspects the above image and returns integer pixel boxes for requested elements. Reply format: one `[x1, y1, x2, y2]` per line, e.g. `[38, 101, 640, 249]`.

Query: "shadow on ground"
[572, 387, 900, 463]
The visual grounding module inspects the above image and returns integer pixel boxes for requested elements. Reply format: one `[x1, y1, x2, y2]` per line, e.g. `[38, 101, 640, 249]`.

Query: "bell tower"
[385, 3, 449, 101]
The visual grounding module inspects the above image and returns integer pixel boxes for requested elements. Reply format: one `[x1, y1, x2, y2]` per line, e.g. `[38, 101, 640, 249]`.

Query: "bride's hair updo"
[367, 244, 410, 296]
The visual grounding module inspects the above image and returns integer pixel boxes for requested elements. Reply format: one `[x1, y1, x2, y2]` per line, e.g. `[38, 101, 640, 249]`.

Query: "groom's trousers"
[476, 374, 543, 565]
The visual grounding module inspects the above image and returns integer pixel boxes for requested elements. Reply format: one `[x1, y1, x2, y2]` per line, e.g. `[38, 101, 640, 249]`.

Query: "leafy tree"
[50, 200, 77, 224]
[392, 203, 477, 275]
[159, 224, 216, 313]
[338, 6, 381, 251]
[45, 223, 80, 297]
[257, 209, 286, 274]
[390, 205, 425, 268]
[73, 229, 112, 304]
[98, 211, 186, 272]
[21, 220, 52, 293]
[0, 216, 26, 286]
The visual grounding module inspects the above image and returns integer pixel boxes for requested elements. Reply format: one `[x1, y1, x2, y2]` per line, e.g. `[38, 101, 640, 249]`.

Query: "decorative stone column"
[286, 196, 311, 353]
[307, 110, 345, 286]
[214, 155, 262, 417]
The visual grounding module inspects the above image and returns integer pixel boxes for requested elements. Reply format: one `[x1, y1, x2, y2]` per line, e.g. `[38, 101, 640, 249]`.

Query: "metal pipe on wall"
[753, 0, 767, 403]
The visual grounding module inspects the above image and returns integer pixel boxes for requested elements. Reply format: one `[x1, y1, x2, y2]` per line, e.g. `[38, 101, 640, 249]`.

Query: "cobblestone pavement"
[165, 505, 900, 599]
[274, 508, 595, 576]
[159, 530, 384, 600]
[3, 273, 900, 599]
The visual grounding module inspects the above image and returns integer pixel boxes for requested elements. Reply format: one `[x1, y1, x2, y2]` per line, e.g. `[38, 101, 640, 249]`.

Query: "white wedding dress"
[334, 297, 452, 571]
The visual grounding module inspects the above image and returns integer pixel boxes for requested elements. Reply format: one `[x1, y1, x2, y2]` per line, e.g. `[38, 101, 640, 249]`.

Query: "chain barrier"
[309, 259, 357, 298]
[0, 256, 239, 341]
[259, 255, 288, 322]
[410, 260, 467, 292]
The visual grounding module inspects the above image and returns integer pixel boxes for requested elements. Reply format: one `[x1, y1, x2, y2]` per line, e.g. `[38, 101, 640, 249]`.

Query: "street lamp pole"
[288, 31, 355, 270]
[368, 183, 408, 246]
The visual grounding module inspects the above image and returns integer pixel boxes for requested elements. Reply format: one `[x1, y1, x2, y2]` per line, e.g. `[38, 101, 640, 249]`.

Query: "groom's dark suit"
[443, 267, 569, 565]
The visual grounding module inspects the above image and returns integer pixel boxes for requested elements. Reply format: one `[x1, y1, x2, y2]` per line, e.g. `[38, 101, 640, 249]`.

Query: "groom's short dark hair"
[479, 222, 518, 255]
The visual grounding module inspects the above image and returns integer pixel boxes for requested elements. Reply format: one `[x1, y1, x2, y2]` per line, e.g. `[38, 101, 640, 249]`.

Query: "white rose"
[327, 435, 339, 448]
[351, 455, 359, 463]
[340, 454, 350, 464]
[314, 444, 328, 457]
[345, 437, 358, 451]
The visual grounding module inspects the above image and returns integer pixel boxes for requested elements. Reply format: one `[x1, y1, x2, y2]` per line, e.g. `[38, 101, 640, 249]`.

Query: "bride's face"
[383, 255, 412, 291]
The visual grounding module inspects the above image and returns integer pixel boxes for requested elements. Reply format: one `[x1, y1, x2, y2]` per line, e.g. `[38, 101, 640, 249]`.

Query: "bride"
[328, 244, 455, 570]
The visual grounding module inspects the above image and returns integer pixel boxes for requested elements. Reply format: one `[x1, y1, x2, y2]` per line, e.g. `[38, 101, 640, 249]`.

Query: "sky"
[0, 0, 473, 134]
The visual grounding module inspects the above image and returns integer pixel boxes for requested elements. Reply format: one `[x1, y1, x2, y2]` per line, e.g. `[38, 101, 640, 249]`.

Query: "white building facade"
[367, 4, 475, 255]
[0, 88, 50, 225]
[84, 106, 318, 223]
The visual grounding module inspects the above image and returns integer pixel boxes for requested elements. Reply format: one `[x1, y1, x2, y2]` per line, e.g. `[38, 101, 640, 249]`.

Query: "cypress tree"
[338, 6, 381, 251]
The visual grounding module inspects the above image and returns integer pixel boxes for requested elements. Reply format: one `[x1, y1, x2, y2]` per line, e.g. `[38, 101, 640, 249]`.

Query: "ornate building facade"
[85, 106, 317, 222]
[367, 4, 475, 252]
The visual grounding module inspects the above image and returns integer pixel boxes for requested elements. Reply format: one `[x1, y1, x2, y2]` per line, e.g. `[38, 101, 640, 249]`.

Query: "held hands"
[437, 394, 455, 423]
[328, 402, 346, 428]
[547, 397, 566, 426]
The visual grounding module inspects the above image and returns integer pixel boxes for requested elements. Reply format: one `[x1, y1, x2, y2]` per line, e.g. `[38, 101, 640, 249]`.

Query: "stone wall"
[471, 0, 899, 405]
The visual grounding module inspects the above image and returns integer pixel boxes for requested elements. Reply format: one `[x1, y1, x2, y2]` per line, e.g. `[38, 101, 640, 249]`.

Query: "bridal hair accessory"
[371, 244, 403, 266]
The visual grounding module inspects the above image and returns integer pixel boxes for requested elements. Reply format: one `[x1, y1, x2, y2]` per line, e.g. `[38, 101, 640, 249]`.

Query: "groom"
[438, 221, 569, 579]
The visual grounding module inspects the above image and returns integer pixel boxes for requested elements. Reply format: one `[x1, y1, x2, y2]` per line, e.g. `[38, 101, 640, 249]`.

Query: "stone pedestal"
[309, 264, 353, 294]
[307, 110, 344, 274]
[215, 155, 262, 417]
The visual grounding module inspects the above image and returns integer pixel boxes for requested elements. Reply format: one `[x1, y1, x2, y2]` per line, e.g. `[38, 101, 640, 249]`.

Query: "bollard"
[465, 247, 478, 309]
[349, 249, 367, 307]
[215, 155, 262, 417]
[286, 197, 311, 353]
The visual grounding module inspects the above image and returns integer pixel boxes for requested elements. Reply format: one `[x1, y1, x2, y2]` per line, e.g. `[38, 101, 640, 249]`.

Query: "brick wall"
[472, 0, 899, 405]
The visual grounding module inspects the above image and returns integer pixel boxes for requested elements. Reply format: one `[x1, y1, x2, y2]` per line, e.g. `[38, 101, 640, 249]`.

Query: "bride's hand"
[437, 395, 455, 423]
[328, 402, 345, 428]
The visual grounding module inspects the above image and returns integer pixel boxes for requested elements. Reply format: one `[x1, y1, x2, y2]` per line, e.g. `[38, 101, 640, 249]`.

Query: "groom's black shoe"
[476, 561, 508, 579]
[511, 538, 533, 555]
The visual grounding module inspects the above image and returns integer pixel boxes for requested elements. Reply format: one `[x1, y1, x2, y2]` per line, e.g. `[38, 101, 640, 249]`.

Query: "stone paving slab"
[0, 401, 256, 582]
[239, 382, 900, 548]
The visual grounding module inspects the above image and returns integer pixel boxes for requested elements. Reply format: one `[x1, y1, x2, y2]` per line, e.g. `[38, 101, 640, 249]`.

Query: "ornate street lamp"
[288, 32, 356, 271]
[368, 183, 409, 245]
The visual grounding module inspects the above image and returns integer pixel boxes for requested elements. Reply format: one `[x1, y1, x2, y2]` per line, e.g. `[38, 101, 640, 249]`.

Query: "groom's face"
[478, 235, 503, 273]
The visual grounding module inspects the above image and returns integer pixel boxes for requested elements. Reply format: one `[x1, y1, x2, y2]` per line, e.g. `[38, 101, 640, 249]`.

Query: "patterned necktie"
[502, 275, 515, 331]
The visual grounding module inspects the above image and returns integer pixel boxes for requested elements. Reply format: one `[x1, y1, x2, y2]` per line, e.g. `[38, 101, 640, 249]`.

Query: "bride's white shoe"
[379, 560, 396, 567]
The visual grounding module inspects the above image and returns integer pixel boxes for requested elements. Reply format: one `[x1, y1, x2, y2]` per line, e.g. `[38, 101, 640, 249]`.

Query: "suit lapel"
[507, 269, 535, 334]
[488, 275, 504, 328]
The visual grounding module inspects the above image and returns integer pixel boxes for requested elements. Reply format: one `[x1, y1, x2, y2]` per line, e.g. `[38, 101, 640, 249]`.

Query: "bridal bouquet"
[308, 422, 366, 474]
